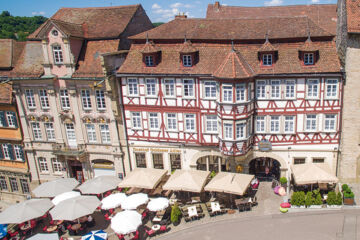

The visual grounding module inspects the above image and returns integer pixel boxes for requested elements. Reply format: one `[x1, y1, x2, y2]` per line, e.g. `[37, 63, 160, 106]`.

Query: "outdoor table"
[191, 197, 200, 203]
[46, 225, 58, 233]
[211, 202, 221, 213]
[152, 215, 162, 223]
[20, 223, 31, 231]
[188, 206, 198, 218]
[71, 223, 81, 231]
[152, 224, 160, 231]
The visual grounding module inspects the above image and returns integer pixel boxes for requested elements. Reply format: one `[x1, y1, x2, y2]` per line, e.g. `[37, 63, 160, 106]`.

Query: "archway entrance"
[249, 157, 280, 181]
[92, 159, 115, 177]
[196, 156, 229, 172]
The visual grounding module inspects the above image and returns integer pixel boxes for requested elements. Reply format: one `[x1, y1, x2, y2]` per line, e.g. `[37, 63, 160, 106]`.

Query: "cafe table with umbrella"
[32, 178, 79, 198]
[50, 196, 100, 221]
[121, 193, 149, 210]
[0, 199, 54, 224]
[101, 193, 127, 210]
[147, 197, 169, 212]
[77, 176, 121, 195]
[52, 191, 81, 205]
[111, 210, 142, 235]
[81, 230, 107, 240]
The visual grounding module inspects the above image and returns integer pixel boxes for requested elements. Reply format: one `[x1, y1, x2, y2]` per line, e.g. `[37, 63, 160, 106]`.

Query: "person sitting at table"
[86, 215, 95, 228]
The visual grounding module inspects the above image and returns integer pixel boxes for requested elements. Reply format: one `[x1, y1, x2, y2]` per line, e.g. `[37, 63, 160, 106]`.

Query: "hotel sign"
[133, 148, 181, 153]
[259, 140, 272, 152]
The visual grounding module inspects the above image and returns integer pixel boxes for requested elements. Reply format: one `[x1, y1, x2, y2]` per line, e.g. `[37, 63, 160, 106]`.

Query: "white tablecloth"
[187, 206, 198, 217]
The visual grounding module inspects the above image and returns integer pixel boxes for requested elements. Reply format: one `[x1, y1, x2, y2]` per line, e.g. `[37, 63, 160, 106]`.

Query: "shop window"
[152, 153, 164, 169]
[135, 153, 146, 168]
[170, 154, 181, 170]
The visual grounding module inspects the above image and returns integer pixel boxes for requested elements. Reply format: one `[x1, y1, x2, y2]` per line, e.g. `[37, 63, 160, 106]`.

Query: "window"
[271, 80, 281, 98]
[100, 124, 111, 144]
[262, 54, 273, 66]
[256, 80, 266, 99]
[204, 81, 216, 98]
[326, 79, 338, 98]
[52, 158, 62, 173]
[270, 116, 280, 133]
[38, 157, 48, 172]
[65, 123, 76, 146]
[284, 116, 295, 133]
[128, 79, 138, 95]
[131, 112, 141, 129]
[224, 123, 233, 140]
[304, 53, 314, 65]
[95, 90, 106, 110]
[285, 80, 295, 98]
[305, 115, 317, 131]
[170, 154, 181, 170]
[236, 84, 246, 102]
[206, 115, 217, 133]
[53, 45, 63, 64]
[0, 176, 7, 191]
[135, 153, 146, 168]
[183, 79, 194, 97]
[294, 158, 306, 164]
[324, 114, 336, 131]
[6, 112, 16, 127]
[20, 179, 30, 194]
[256, 116, 265, 133]
[14, 145, 23, 161]
[32, 122, 42, 140]
[25, 89, 36, 108]
[307, 79, 319, 98]
[81, 90, 92, 109]
[164, 79, 175, 97]
[185, 114, 196, 132]
[145, 55, 154, 67]
[44, 123, 55, 141]
[313, 158, 325, 163]
[51, 30, 58, 36]
[152, 153, 164, 169]
[39, 89, 50, 109]
[9, 178, 18, 192]
[182, 55, 192, 67]
[223, 85, 233, 102]
[2, 144, 10, 160]
[167, 113, 177, 131]
[149, 113, 159, 130]
[236, 122, 246, 140]
[86, 124, 97, 143]
[60, 90, 70, 109]
[146, 79, 157, 96]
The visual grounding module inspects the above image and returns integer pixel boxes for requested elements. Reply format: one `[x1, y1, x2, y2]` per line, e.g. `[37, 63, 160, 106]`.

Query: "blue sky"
[3, 0, 336, 22]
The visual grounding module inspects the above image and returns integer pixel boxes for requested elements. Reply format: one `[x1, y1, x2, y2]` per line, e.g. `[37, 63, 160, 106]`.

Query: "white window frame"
[325, 79, 338, 99]
[81, 89, 92, 110]
[20, 179, 30, 194]
[206, 115, 217, 133]
[270, 80, 281, 99]
[9, 177, 18, 192]
[270, 116, 280, 133]
[2, 144, 10, 160]
[182, 55, 192, 67]
[128, 78, 138, 96]
[204, 81, 217, 99]
[145, 55, 154, 67]
[25, 89, 36, 109]
[236, 122, 246, 140]
[86, 124, 97, 143]
[305, 114, 317, 132]
[100, 124, 111, 144]
[304, 53, 314, 65]
[39, 89, 50, 109]
[38, 157, 49, 173]
[285, 80, 296, 99]
[95, 90, 106, 110]
[236, 84, 246, 102]
[262, 54, 273, 66]
[52, 158, 62, 174]
[222, 85, 233, 103]
[256, 80, 266, 99]
[149, 113, 159, 130]
[146, 78, 157, 97]
[0, 176, 7, 191]
[52, 45, 63, 64]
[307, 79, 319, 99]
[185, 114, 196, 132]
[256, 116, 266, 133]
[131, 112, 142, 129]
[164, 79, 175, 97]
[32, 122, 42, 140]
[223, 123, 233, 140]
[324, 114, 336, 132]
[183, 79, 194, 98]
[65, 123, 76, 146]
[14, 145, 22, 160]
[44, 122, 55, 141]
[166, 113, 177, 131]
[284, 116, 295, 133]
[60, 89, 70, 109]
[6, 112, 15, 127]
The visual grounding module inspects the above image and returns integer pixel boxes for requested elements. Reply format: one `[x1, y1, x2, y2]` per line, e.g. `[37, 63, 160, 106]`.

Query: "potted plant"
[336, 192, 343, 206]
[311, 189, 323, 208]
[279, 177, 288, 188]
[305, 191, 313, 208]
[291, 191, 306, 208]
[342, 184, 349, 192]
[171, 203, 182, 226]
[343, 188, 355, 205]
[326, 191, 338, 208]
[298, 191, 306, 208]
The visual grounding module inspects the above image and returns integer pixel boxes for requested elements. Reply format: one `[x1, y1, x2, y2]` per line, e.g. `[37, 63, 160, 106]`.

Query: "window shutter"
[0, 111, 7, 127]
[0, 145, 4, 159]
[8, 144, 14, 160]
[12, 112, 18, 128]
[20, 146, 25, 162]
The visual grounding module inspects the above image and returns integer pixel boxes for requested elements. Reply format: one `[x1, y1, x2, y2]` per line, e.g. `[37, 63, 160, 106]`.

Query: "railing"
[52, 143, 86, 156]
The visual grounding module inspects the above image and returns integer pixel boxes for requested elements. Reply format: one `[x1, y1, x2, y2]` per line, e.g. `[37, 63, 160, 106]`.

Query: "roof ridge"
[209, 3, 336, 8]
[50, 18, 83, 26]
[58, 4, 139, 10]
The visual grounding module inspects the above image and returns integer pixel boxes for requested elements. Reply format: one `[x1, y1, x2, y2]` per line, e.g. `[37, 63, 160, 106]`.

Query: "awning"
[118, 168, 167, 189]
[162, 170, 210, 193]
[204, 172, 254, 196]
[291, 163, 338, 185]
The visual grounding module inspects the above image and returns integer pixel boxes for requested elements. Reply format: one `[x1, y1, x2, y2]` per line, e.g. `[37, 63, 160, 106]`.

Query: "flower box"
[344, 197, 355, 205]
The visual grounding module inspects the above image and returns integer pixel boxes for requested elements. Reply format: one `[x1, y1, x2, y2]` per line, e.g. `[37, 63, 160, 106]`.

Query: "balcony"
[52, 143, 86, 157]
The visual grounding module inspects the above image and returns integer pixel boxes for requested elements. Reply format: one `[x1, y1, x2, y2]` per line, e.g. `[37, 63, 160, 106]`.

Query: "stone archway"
[190, 151, 223, 169]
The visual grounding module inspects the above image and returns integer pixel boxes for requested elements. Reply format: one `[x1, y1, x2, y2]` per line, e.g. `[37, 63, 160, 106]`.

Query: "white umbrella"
[147, 197, 169, 212]
[52, 191, 81, 205]
[101, 193, 127, 210]
[121, 193, 148, 210]
[81, 230, 107, 240]
[0, 199, 54, 224]
[50, 196, 100, 221]
[111, 210, 142, 235]
[77, 176, 121, 195]
[28, 233, 59, 240]
[33, 178, 79, 198]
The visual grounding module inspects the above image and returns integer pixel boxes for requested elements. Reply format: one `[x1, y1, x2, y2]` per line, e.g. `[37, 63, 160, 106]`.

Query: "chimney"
[175, 12, 187, 19]
[214, 1, 221, 10]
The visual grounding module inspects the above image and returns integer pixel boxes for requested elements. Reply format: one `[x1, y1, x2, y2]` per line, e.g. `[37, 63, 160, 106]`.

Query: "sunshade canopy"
[81, 230, 107, 240]
[33, 178, 79, 198]
[147, 197, 169, 212]
[111, 210, 142, 235]
[101, 193, 127, 210]
[291, 163, 338, 185]
[118, 168, 167, 189]
[77, 175, 122, 194]
[204, 172, 254, 196]
[163, 170, 210, 193]
[52, 191, 81, 205]
[28, 233, 59, 240]
[121, 193, 149, 210]
[0, 199, 54, 224]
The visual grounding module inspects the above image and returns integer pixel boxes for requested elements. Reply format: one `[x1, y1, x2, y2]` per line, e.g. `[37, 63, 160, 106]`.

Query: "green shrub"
[336, 192, 343, 205]
[327, 191, 337, 205]
[305, 191, 314, 206]
[171, 203, 181, 223]
[344, 191, 354, 199]
[298, 191, 305, 206]
[313, 189, 323, 205]
[342, 184, 349, 192]
[210, 171, 217, 178]
[291, 192, 298, 206]
[279, 177, 287, 185]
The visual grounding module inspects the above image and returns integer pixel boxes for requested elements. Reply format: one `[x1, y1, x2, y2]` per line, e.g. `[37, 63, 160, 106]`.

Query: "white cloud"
[264, 0, 283, 6]
[152, 3, 194, 22]
[32, 11, 45, 16]
[170, 3, 193, 8]
[311, 0, 320, 3]
[152, 3, 161, 9]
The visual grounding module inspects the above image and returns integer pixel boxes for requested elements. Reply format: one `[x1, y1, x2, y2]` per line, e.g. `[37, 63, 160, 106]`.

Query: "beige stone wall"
[339, 47, 360, 182]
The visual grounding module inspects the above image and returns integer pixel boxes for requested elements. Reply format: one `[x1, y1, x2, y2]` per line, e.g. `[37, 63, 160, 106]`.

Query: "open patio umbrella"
[101, 193, 127, 210]
[50, 196, 100, 221]
[27, 233, 59, 240]
[118, 168, 167, 189]
[163, 170, 210, 193]
[0, 224, 7, 238]
[0, 199, 54, 224]
[52, 191, 81, 205]
[81, 230, 107, 240]
[77, 176, 121, 195]
[147, 197, 169, 212]
[291, 163, 338, 185]
[33, 178, 79, 198]
[111, 210, 142, 235]
[121, 193, 148, 210]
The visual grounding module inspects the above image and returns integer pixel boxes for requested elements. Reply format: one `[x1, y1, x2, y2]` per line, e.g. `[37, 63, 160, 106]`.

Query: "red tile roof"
[206, 3, 337, 35]
[347, 0, 360, 33]
[179, 41, 198, 54]
[258, 41, 278, 52]
[130, 17, 332, 41]
[0, 83, 13, 104]
[28, 5, 140, 39]
[140, 42, 161, 54]
[213, 50, 254, 79]
[0, 40, 26, 70]
[73, 40, 120, 78]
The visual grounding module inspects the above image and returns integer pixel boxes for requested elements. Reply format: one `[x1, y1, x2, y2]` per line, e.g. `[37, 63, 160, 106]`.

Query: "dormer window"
[262, 54, 273, 66]
[51, 30, 58, 36]
[182, 55, 192, 67]
[304, 53, 314, 65]
[52, 45, 63, 64]
[145, 55, 154, 67]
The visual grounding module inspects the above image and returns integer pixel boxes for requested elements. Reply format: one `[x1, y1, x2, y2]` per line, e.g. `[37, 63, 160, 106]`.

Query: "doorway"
[249, 157, 280, 181]
[68, 160, 84, 183]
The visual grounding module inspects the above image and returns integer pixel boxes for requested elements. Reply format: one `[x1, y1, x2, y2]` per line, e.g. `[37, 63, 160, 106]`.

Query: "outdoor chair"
[116, 233, 125, 240]
[131, 231, 139, 240]
[66, 225, 75, 236]
[104, 213, 111, 221]
[145, 228, 156, 237]
[184, 216, 191, 222]
[159, 225, 170, 233]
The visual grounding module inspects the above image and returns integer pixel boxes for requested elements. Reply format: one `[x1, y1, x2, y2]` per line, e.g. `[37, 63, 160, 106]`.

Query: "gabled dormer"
[258, 37, 278, 67]
[298, 36, 319, 66]
[179, 40, 198, 67]
[140, 40, 161, 67]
